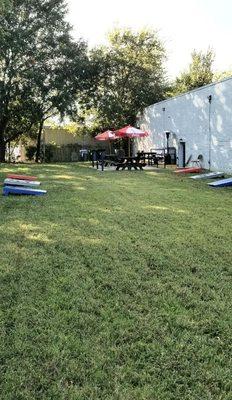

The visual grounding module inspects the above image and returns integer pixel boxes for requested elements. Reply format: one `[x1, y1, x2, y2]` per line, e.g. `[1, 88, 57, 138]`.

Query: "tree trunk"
[0, 133, 6, 163]
[35, 120, 44, 163]
[8, 142, 11, 162]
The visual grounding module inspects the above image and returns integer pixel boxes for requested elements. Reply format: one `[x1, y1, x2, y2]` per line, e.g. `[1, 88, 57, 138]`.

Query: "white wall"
[138, 77, 232, 173]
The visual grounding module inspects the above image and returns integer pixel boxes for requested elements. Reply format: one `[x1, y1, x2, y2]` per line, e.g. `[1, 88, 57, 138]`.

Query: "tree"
[80, 28, 166, 133]
[213, 69, 232, 81]
[0, 0, 12, 13]
[169, 49, 215, 96]
[30, 30, 88, 162]
[0, 0, 88, 162]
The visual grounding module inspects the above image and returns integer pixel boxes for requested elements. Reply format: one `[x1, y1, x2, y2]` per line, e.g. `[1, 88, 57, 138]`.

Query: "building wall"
[138, 77, 232, 172]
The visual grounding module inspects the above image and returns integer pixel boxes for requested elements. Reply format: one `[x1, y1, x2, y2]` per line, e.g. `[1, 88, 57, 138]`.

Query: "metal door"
[178, 141, 186, 167]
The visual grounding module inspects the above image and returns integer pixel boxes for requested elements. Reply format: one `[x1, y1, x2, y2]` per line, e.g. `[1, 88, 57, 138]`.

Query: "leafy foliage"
[213, 69, 232, 81]
[0, 0, 88, 161]
[168, 49, 215, 96]
[0, 0, 12, 13]
[81, 28, 167, 133]
[25, 144, 37, 161]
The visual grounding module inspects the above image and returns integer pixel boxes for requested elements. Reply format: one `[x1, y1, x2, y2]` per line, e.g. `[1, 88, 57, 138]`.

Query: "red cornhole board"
[7, 174, 37, 181]
[174, 167, 202, 174]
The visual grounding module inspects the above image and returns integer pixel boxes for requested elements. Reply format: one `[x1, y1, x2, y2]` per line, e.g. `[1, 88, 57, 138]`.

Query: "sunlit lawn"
[0, 162, 231, 400]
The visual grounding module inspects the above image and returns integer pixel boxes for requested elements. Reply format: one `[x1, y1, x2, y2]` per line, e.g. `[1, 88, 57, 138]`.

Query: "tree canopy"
[80, 28, 167, 133]
[0, 0, 88, 161]
[1, 1, 231, 162]
[213, 69, 232, 82]
[168, 49, 215, 96]
[0, 0, 12, 13]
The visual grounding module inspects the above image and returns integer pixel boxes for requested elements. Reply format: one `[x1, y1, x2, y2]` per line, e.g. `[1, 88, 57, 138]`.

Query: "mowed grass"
[0, 163, 231, 400]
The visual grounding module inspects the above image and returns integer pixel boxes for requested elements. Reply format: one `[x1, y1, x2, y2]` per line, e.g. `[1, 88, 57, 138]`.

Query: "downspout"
[208, 95, 212, 171]
[162, 107, 166, 148]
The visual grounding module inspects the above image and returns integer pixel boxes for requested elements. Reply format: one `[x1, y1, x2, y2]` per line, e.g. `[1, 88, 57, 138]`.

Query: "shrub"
[25, 145, 37, 161]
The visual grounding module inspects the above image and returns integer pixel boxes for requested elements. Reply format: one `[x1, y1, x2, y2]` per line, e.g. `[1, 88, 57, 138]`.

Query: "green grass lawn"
[0, 163, 231, 400]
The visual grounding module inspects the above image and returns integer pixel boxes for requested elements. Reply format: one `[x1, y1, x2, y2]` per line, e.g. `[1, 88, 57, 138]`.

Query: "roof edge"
[145, 75, 232, 110]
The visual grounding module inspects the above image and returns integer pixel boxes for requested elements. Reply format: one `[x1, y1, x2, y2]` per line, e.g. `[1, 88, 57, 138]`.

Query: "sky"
[66, 0, 232, 80]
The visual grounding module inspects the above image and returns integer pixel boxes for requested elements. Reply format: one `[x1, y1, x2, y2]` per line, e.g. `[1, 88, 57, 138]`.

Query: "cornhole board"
[208, 177, 232, 188]
[190, 172, 224, 180]
[4, 178, 41, 187]
[7, 174, 37, 181]
[174, 167, 202, 174]
[3, 185, 47, 196]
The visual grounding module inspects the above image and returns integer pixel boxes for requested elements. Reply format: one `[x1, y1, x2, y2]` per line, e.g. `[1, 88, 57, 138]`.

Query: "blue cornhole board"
[208, 177, 232, 188]
[3, 185, 47, 196]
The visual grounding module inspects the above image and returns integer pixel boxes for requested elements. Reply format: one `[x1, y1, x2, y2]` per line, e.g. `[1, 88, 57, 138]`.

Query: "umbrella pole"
[109, 141, 111, 154]
[128, 138, 130, 157]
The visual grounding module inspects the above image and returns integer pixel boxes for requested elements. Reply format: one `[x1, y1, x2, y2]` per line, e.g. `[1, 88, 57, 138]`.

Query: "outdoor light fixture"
[165, 131, 170, 139]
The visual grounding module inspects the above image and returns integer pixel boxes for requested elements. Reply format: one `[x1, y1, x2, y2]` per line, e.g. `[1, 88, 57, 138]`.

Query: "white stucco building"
[137, 76, 232, 173]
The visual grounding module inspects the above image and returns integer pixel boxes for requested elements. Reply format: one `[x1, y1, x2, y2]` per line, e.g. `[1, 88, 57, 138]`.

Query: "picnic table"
[137, 151, 166, 168]
[92, 150, 121, 171]
[116, 156, 146, 170]
[92, 151, 146, 171]
[104, 154, 118, 166]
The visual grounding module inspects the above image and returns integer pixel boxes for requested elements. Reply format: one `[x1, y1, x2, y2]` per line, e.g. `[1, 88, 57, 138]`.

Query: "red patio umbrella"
[95, 130, 117, 141]
[115, 125, 149, 156]
[95, 130, 117, 154]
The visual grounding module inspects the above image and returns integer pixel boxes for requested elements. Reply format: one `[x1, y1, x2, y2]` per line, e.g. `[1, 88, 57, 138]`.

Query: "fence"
[44, 143, 94, 162]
